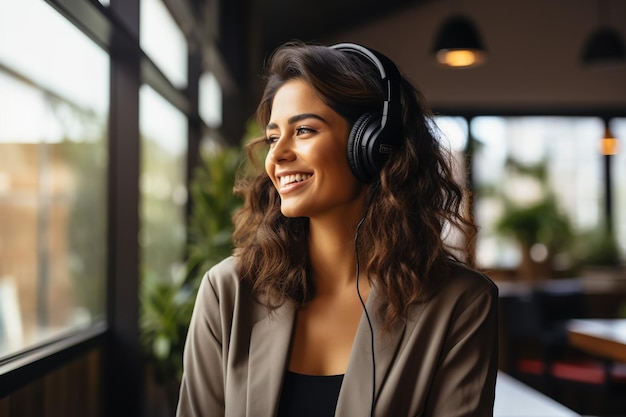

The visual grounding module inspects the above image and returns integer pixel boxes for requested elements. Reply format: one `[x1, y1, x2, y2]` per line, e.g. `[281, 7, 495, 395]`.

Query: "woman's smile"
[278, 172, 314, 191]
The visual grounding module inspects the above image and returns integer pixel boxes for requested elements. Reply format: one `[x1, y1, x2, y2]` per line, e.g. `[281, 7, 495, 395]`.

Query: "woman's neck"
[307, 215, 363, 296]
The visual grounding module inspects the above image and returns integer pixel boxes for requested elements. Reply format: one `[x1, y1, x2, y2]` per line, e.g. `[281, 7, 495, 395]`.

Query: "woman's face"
[265, 79, 367, 220]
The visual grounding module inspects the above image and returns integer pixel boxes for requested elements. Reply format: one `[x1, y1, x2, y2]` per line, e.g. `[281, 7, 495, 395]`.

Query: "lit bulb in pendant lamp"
[433, 15, 487, 68]
[601, 126, 619, 155]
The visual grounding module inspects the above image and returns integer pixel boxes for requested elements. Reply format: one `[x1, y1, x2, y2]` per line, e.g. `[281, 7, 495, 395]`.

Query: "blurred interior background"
[0, 0, 625, 416]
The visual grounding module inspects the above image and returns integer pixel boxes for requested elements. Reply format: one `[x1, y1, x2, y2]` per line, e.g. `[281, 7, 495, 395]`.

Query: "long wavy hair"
[232, 41, 477, 328]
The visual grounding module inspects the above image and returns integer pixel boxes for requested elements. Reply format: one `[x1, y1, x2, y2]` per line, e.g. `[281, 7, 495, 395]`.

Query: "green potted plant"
[140, 145, 243, 415]
[491, 158, 574, 281]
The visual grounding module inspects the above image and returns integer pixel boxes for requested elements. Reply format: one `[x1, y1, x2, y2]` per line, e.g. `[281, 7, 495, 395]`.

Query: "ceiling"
[256, 0, 429, 57]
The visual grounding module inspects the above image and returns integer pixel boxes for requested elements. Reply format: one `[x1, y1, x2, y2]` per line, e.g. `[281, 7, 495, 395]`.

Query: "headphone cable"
[354, 215, 376, 417]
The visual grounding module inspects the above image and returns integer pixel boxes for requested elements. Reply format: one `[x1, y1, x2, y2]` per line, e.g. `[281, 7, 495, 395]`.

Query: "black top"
[276, 371, 344, 417]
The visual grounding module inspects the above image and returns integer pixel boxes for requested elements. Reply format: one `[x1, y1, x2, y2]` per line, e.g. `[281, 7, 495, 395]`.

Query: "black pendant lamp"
[582, 0, 626, 68]
[432, 14, 487, 68]
[582, 27, 626, 68]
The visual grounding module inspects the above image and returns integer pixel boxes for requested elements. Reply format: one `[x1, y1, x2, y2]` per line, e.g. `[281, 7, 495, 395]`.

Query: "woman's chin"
[280, 207, 301, 218]
[279, 202, 308, 218]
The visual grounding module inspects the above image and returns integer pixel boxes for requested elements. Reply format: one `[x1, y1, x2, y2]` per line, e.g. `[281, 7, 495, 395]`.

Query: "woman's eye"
[265, 135, 278, 145]
[295, 126, 314, 135]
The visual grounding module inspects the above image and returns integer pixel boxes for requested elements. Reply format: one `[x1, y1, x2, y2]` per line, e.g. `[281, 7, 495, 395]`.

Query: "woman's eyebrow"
[266, 113, 327, 130]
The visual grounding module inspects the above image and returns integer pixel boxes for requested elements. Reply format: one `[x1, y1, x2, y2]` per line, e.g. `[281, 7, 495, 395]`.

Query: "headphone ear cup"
[347, 112, 379, 183]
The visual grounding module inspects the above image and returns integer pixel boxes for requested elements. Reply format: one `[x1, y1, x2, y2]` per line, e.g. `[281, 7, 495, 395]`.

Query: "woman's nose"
[268, 136, 295, 163]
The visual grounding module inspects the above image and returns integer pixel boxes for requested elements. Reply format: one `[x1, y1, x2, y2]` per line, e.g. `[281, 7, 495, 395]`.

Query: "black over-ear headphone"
[330, 43, 403, 183]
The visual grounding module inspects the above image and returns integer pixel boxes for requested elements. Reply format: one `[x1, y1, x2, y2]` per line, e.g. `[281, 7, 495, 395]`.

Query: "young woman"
[176, 41, 499, 417]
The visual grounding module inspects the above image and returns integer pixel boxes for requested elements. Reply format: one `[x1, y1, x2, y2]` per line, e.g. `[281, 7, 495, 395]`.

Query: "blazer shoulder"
[197, 256, 246, 308]
[204, 256, 241, 291]
[446, 262, 498, 298]
[427, 263, 498, 314]
[199, 255, 265, 319]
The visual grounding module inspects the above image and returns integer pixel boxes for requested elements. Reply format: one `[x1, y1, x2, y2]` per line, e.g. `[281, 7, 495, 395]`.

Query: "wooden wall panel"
[0, 348, 101, 417]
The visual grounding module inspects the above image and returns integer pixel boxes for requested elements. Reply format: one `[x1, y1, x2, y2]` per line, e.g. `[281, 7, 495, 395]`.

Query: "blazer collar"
[246, 287, 408, 417]
[247, 300, 296, 417]
[335, 286, 407, 416]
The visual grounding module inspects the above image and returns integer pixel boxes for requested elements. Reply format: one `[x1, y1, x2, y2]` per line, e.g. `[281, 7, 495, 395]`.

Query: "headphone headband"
[331, 43, 392, 80]
[329, 43, 402, 182]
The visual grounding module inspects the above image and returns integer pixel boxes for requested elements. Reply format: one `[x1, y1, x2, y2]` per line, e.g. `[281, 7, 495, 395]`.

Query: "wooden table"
[567, 319, 626, 363]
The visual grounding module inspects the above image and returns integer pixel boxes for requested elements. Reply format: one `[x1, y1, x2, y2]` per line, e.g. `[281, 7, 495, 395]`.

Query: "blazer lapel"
[335, 286, 407, 416]
[246, 301, 295, 417]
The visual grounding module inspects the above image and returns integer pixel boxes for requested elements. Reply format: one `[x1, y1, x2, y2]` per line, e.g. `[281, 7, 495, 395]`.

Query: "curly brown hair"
[232, 42, 477, 329]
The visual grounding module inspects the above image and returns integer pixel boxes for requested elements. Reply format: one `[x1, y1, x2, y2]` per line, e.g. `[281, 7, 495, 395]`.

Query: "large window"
[138, 0, 190, 291]
[0, 0, 109, 358]
[140, 0, 188, 89]
[435, 115, 623, 274]
[139, 86, 188, 286]
[471, 116, 607, 272]
[199, 71, 223, 128]
[612, 118, 626, 255]
[0, 0, 229, 413]
[435, 116, 469, 177]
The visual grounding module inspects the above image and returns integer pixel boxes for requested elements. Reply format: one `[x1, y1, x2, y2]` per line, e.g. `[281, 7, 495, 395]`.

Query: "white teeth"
[280, 173, 311, 186]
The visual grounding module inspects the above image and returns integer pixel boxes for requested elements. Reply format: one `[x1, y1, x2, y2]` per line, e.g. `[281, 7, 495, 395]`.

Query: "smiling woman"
[176, 41, 499, 417]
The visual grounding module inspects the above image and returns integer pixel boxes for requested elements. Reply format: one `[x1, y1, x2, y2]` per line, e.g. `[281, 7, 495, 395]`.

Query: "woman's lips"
[279, 173, 312, 187]
[278, 173, 313, 193]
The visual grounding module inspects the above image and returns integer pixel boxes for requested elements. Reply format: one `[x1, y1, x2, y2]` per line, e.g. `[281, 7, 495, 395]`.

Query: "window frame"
[0, 0, 222, 414]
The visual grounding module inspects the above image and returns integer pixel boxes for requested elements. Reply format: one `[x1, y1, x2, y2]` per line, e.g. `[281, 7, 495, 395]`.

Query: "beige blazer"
[176, 256, 499, 417]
